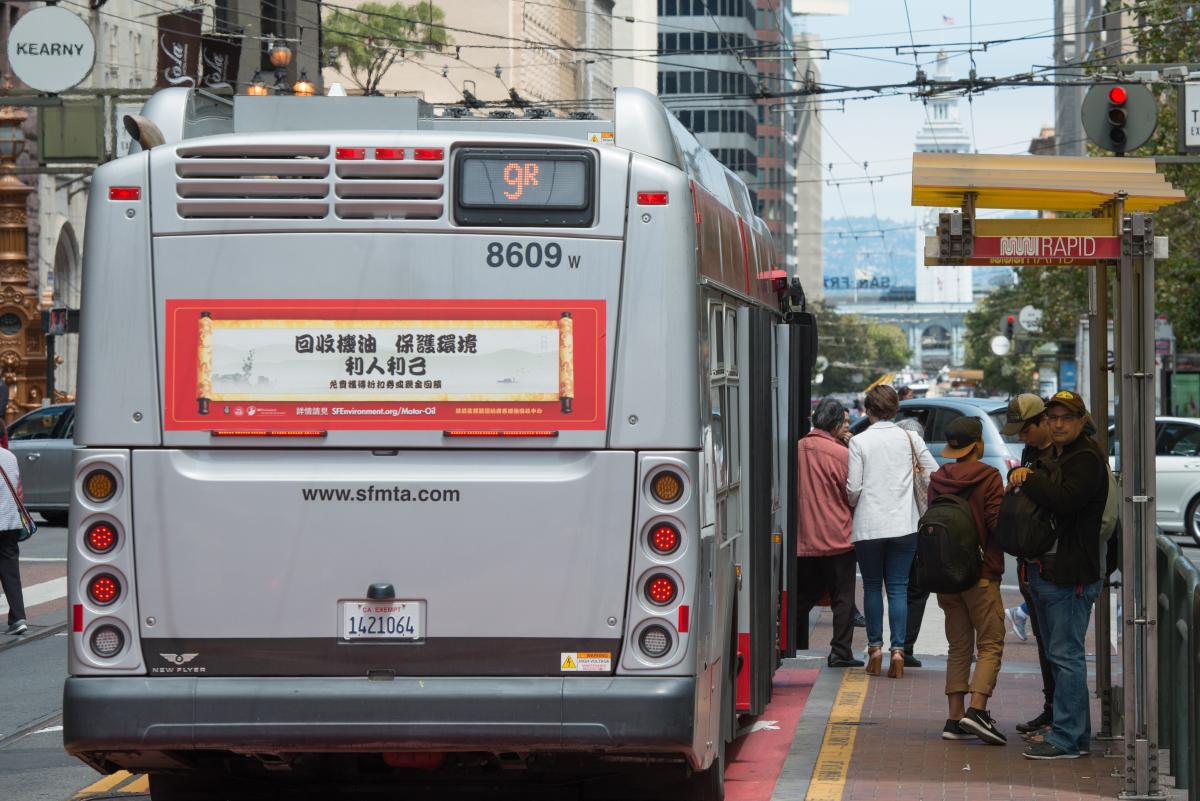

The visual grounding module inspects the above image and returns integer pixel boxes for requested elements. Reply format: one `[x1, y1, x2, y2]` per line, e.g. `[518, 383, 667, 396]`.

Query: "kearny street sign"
[6, 6, 96, 94]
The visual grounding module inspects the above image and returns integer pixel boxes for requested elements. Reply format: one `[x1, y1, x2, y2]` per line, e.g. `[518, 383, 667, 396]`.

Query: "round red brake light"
[85, 522, 118, 554]
[88, 574, 121, 606]
[649, 523, 680, 555]
[645, 574, 678, 606]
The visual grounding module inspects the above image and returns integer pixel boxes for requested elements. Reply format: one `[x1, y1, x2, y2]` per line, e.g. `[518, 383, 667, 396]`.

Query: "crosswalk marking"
[73, 770, 152, 797]
[0, 576, 67, 615]
[122, 775, 150, 793]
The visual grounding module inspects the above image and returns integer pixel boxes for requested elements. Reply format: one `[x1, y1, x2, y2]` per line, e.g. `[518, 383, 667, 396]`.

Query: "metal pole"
[1094, 200, 1114, 739]
[1119, 210, 1165, 799]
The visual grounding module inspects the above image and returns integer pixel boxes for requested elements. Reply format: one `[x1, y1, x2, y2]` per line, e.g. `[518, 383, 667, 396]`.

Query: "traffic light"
[1081, 83, 1157, 154]
[1005, 314, 1015, 340]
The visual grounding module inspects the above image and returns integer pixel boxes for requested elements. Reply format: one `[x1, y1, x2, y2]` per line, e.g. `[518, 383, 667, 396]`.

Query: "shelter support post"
[1118, 210, 1165, 800]
[1094, 197, 1117, 741]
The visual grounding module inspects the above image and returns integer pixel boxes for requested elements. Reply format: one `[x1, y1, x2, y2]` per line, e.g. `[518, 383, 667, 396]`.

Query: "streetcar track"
[0, 709, 63, 749]
[0, 620, 69, 653]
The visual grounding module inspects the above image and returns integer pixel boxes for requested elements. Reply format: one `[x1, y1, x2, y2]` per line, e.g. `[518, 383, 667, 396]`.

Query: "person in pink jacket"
[796, 398, 861, 667]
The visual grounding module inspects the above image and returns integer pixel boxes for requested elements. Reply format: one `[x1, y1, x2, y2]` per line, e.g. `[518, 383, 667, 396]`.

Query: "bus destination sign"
[163, 298, 607, 431]
[458, 155, 589, 209]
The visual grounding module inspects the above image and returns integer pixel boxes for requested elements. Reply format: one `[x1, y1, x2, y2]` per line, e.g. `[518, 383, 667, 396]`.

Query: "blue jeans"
[854, 533, 917, 651]
[1028, 562, 1102, 753]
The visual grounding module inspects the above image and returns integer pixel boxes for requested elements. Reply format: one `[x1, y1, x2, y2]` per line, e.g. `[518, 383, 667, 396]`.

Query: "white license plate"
[340, 600, 425, 641]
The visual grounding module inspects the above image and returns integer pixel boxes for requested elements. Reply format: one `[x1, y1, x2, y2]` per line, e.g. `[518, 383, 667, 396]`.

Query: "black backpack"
[995, 462, 1059, 558]
[913, 487, 983, 594]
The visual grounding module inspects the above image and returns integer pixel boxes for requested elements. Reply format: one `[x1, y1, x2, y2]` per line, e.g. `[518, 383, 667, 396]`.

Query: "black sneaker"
[958, 708, 1008, 746]
[902, 651, 922, 668]
[853, 611, 866, 628]
[5, 619, 27, 636]
[942, 719, 973, 741]
[1022, 741, 1080, 760]
[1016, 710, 1052, 733]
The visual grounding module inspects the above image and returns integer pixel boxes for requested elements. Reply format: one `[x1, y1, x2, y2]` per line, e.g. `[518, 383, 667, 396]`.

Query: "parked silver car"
[1109, 417, 1200, 541]
[850, 397, 1021, 481]
[6, 402, 74, 525]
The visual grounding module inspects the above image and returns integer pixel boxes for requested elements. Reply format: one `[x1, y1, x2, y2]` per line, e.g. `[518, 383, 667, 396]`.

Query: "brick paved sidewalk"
[776, 594, 1130, 801]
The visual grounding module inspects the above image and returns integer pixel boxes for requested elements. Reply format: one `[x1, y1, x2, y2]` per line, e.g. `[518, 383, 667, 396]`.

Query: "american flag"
[943, 15, 955, 24]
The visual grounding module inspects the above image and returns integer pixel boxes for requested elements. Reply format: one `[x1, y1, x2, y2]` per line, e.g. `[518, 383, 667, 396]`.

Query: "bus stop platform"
[766, 595, 1154, 801]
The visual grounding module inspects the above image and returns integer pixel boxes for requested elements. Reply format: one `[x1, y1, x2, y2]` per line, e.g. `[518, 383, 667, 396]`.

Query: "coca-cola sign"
[156, 11, 202, 88]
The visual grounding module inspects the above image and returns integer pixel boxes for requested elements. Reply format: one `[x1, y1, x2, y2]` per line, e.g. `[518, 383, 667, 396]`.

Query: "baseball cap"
[942, 415, 984, 459]
[1046, 389, 1089, 418]
[1000, 393, 1047, 435]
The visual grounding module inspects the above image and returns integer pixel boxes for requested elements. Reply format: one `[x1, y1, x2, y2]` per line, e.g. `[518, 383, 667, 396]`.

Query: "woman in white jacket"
[847, 385, 938, 677]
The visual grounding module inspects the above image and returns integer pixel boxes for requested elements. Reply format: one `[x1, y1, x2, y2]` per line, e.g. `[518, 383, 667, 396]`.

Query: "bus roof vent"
[174, 143, 331, 219]
[333, 157, 445, 221]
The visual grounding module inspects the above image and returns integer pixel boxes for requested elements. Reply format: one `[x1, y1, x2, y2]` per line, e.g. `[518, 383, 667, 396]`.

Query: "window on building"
[665, 33, 677, 52]
[665, 72, 678, 93]
[665, 0, 677, 15]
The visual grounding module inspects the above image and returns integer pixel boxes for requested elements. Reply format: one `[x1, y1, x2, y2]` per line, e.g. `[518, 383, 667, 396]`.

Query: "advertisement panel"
[164, 299, 606, 431]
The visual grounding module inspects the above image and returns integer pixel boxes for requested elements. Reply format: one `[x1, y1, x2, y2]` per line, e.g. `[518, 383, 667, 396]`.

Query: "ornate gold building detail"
[0, 104, 47, 422]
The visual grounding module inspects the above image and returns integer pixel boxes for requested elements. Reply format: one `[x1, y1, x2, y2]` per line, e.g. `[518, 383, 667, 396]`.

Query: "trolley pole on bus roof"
[913, 151, 1183, 799]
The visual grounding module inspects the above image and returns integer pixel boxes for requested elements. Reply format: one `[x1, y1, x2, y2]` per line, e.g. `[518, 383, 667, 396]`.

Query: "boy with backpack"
[929, 416, 1007, 745]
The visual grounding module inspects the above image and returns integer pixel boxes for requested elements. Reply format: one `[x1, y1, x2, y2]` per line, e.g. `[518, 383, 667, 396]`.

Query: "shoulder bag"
[0, 462, 36, 542]
[906, 431, 930, 515]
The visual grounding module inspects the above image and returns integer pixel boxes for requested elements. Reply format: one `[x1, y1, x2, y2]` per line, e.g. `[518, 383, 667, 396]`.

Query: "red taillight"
[336, 147, 366, 160]
[108, 187, 141, 201]
[85, 522, 118, 554]
[649, 523, 680, 555]
[375, 147, 405, 160]
[87, 574, 121, 606]
[637, 191, 669, 205]
[413, 148, 444, 161]
[645, 574, 678, 606]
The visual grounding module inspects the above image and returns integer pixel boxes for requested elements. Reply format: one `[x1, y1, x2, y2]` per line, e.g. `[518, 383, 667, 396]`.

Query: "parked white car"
[1109, 417, 1200, 540]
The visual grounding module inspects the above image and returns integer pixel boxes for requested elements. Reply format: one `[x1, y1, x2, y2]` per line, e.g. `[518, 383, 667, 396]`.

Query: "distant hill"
[821, 216, 1015, 293]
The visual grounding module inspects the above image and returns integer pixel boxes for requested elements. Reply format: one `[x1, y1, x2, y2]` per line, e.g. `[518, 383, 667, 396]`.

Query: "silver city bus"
[63, 87, 818, 800]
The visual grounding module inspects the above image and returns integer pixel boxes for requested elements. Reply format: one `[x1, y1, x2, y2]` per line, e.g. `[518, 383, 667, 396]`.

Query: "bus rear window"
[453, 148, 595, 227]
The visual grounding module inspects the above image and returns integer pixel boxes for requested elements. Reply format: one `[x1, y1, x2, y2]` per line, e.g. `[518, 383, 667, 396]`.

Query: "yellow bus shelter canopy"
[912, 152, 1185, 214]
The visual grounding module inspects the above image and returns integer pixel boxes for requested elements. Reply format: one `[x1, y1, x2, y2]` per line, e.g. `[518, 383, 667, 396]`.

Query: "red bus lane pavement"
[726, 667, 819, 801]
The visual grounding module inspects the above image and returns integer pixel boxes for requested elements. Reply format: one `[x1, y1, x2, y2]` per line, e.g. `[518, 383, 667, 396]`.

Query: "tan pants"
[937, 579, 1005, 698]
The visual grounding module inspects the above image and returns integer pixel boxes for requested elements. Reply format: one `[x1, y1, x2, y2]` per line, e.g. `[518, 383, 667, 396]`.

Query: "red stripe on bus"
[678, 605, 690, 633]
[73, 603, 84, 632]
[737, 218, 751, 293]
[780, 589, 788, 651]
[736, 632, 751, 711]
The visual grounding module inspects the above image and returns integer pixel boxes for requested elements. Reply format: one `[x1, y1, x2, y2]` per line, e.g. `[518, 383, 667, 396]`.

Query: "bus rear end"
[64, 89, 733, 798]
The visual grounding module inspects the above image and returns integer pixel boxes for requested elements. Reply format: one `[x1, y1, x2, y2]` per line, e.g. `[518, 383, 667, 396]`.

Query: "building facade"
[322, 0, 615, 109]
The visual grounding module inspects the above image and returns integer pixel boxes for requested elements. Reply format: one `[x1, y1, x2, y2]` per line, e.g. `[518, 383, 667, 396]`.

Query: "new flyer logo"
[163, 299, 606, 431]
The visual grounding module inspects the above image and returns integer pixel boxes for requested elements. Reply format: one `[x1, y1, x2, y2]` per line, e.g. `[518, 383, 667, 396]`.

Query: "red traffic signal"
[1082, 83, 1156, 154]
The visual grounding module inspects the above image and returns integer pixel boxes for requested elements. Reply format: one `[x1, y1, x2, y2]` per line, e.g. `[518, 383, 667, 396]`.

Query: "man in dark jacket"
[1016, 390, 1108, 760]
[930, 416, 1007, 746]
[1001, 394, 1057, 736]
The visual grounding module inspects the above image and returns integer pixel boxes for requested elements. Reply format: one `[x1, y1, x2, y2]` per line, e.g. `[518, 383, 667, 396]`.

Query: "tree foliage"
[812, 302, 912, 393]
[324, 2, 449, 95]
[1126, 1, 1200, 351]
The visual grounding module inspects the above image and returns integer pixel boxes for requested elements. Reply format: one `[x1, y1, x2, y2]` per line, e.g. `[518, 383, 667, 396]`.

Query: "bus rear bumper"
[63, 675, 697, 760]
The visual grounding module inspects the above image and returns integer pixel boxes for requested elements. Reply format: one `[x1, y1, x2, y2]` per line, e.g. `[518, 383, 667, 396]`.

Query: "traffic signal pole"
[1093, 194, 1117, 742]
[1118, 209, 1166, 800]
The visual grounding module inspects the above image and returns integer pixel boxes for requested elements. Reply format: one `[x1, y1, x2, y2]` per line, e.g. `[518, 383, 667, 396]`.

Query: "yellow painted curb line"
[805, 669, 868, 801]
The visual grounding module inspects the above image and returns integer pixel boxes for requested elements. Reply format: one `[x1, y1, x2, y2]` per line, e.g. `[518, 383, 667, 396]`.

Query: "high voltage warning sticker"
[560, 652, 611, 672]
